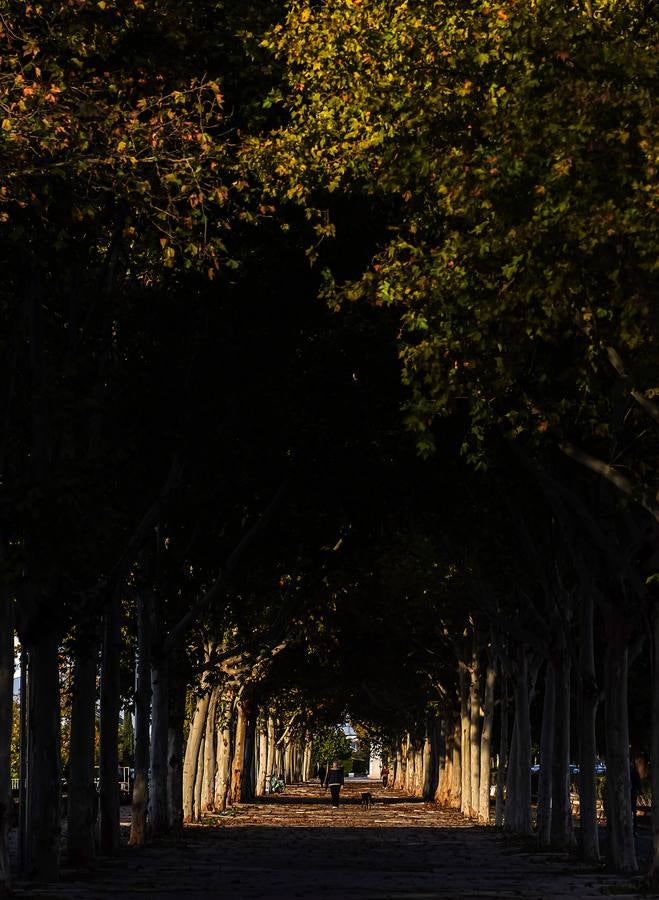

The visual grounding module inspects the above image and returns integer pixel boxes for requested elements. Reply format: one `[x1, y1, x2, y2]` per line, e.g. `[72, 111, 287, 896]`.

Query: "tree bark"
[241, 710, 257, 799]
[99, 590, 121, 855]
[193, 737, 205, 822]
[182, 690, 211, 823]
[167, 671, 186, 834]
[478, 656, 496, 823]
[537, 661, 555, 845]
[603, 623, 637, 872]
[459, 662, 471, 816]
[215, 718, 232, 811]
[495, 672, 508, 827]
[577, 588, 600, 862]
[255, 715, 268, 797]
[551, 647, 574, 849]
[25, 632, 61, 879]
[504, 650, 532, 834]
[129, 589, 152, 847]
[0, 574, 13, 894]
[230, 698, 249, 804]
[450, 717, 462, 809]
[149, 652, 169, 837]
[202, 687, 219, 812]
[649, 596, 659, 882]
[67, 643, 98, 866]
[469, 652, 481, 817]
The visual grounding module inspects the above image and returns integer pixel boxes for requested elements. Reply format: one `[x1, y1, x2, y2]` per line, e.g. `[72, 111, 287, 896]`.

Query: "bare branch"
[606, 346, 659, 427]
[560, 442, 659, 522]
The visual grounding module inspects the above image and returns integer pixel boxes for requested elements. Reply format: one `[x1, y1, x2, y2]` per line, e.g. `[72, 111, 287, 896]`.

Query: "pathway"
[11, 781, 651, 899]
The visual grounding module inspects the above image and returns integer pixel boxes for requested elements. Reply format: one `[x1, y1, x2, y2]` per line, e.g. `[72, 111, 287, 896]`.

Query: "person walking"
[324, 760, 345, 808]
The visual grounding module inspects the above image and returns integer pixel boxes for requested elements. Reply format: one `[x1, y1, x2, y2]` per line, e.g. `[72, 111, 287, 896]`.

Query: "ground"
[10, 780, 654, 898]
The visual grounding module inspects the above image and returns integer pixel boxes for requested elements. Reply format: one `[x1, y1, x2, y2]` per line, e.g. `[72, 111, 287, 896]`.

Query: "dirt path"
[12, 782, 649, 899]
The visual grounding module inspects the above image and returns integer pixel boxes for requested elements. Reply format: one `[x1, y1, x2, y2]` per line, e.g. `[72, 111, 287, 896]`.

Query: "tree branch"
[606, 346, 659, 427]
[560, 441, 659, 522]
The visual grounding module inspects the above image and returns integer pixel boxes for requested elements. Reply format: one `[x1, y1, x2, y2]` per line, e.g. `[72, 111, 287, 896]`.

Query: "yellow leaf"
[1, 119, 11, 132]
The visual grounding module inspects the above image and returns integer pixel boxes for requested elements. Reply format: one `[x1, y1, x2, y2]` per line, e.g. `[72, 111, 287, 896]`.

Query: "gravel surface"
[9, 781, 652, 899]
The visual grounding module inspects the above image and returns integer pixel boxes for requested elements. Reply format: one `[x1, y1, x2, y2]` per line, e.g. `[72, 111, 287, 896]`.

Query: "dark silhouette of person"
[381, 764, 390, 788]
[324, 760, 344, 807]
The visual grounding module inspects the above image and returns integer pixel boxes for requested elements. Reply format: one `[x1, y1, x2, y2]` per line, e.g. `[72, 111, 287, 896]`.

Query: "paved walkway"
[11, 782, 651, 899]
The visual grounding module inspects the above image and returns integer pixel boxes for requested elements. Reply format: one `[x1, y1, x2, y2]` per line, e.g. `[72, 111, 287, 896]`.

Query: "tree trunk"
[230, 698, 249, 804]
[649, 596, 659, 883]
[577, 589, 600, 862]
[537, 661, 555, 845]
[167, 672, 186, 834]
[0, 576, 13, 894]
[495, 672, 508, 827]
[25, 632, 61, 879]
[303, 737, 312, 783]
[129, 589, 152, 847]
[202, 687, 219, 812]
[264, 715, 276, 789]
[450, 717, 462, 809]
[67, 643, 98, 866]
[459, 663, 471, 816]
[241, 711, 257, 799]
[255, 716, 268, 797]
[469, 653, 481, 817]
[214, 715, 232, 811]
[504, 650, 532, 835]
[551, 647, 574, 849]
[149, 653, 169, 837]
[478, 656, 496, 823]
[182, 690, 211, 823]
[603, 625, 637, 872]
[422, 725, 433, 800]
[99, 591, 121, 855]
[193, 737, 205, 822]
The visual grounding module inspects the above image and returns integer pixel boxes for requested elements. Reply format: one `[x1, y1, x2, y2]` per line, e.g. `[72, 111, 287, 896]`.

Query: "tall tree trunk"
[202, 687, 219, 812]
[459, 663, 471, 816]
[649, 596, 659, 883]
[255, 716, 268, 797]
[129, 589, 152, 848]
[537, 661, 555, 845]
[450, 717, 462, 809]
[504, 650, 532, 835]
[149, 652, 169, 837]
[67, 643, 98, 866]
[478, 655, 496, 823]
[215, 712, 232, 811]
[264, 714, 276, 790]
[577, 589, 600, 862]
[25, 632, 61, 879]
[422, 725, 433, 801]
[303, 736, 312, 783]
[167, 671, 186, 834]
[193, 737, 205, 822]
[603, 624, 637, 873]
[230, 698, 249, 804]
[495, 672, 508, 827]
[99, 591, 121, 855]
[551, 647, 574, 849]
[182, 691, 211, 823]
[241, 711, 257, 799]
[0, 574, 13, 894]
[469, 652, 481, 817]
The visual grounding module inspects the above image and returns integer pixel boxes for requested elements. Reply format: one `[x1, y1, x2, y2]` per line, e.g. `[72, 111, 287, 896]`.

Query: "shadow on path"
[10, 783, 651, 899]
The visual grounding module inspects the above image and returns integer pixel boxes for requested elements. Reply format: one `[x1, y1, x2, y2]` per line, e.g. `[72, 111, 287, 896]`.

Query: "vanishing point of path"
[13, 782, 651, 899]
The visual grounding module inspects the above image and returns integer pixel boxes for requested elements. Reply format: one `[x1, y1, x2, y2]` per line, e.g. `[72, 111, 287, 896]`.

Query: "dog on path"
[360, 791, 373, 809]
